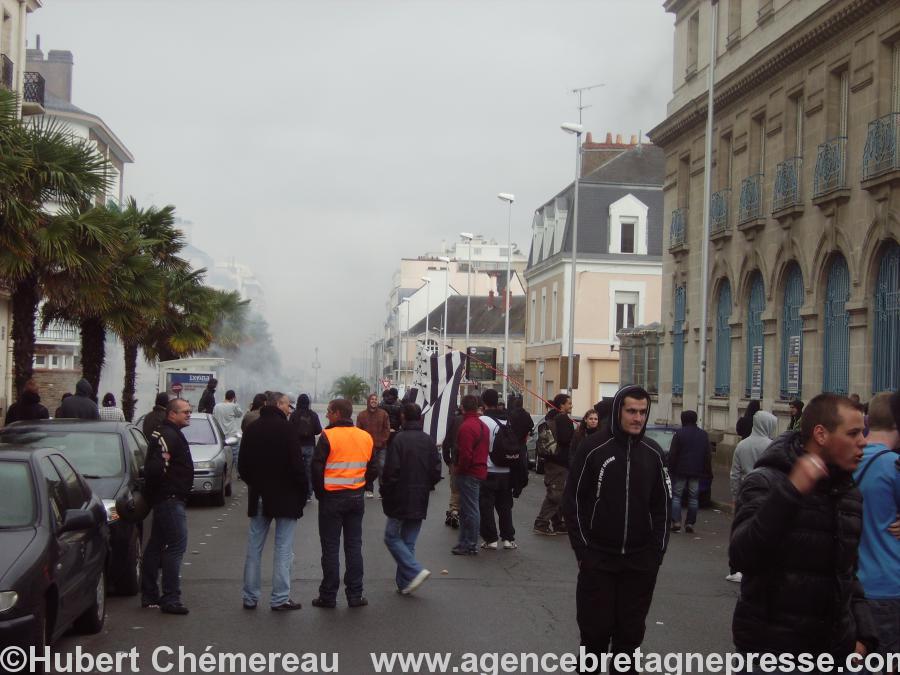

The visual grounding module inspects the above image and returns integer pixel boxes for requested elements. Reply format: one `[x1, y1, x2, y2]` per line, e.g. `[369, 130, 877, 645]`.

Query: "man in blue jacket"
[667, 410, 710, 534]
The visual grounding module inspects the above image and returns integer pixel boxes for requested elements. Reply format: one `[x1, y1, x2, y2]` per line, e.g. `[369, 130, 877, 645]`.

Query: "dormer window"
[608, 194, 649, 254]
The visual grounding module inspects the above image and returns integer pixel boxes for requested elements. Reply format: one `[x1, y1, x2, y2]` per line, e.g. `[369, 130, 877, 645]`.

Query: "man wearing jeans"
[238, 391, 308, 611]
[311, 398, 379, 607]
[141, 399, 195, 615]
[380, 403, 442, 594]
[667, 410, 710, 534]
[452, 395, 489, 555]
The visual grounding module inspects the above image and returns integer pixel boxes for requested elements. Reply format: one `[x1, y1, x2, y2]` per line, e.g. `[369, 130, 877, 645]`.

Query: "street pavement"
[54, 472, 742, 673]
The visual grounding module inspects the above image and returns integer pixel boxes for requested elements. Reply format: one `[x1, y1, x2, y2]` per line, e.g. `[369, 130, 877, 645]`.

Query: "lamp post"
[421, 276, 432, 355]
[438, 256, 451, 353]
[561, 122, 584, 396]
[312, 347, 320, 403]
[401, 297, 411, 386]
[460, 232, 474, 355]
[497, 193, 515, 402]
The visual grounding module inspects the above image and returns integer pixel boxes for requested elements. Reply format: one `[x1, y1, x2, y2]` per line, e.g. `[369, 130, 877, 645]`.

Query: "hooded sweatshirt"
[57, 379, 100, 420]
[729, 410, 777, 499]
[4, 390, 50, 425]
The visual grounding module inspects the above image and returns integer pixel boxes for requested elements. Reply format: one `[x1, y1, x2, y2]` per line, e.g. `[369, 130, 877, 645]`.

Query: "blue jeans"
[671, 475, 699, 526]
[301, 446, 314, 497]
[384, 517, 424, 590]
[141, 497, 188, 606]
[456, 474, 482, 551]
[242, 498, 298, 606]
[318, 491, 365, 602]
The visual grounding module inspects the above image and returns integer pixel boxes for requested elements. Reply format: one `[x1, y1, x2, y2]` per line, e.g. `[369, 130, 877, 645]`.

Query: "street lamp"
[561, 122, 584, 396]
[438, 256, 450, 353]
[421, 276, 432, 356]
[401, 297, 411, 386]
[460, 232, 474, 356]
[497, 193, 515, 402]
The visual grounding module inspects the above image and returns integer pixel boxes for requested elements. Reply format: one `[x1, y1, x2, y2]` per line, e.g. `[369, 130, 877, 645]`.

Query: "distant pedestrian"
[356, 392, 390, 498]
[787, 398, 804, 432]
[239, 391, 308, 611]
[726, 409, 776, 583]
[534, 393, 574, 536]
[452, 394, 488, 556]
[735, 399, 761, 440]
[379, 387, 403, 445]
[730, 393, 877, 666]
[57, 378, 100, 420]
[242, 393, 267, 432]
[290, 393, 323, 501]
[214, 389, 244, 466]
[198, 378, 217, 414]
[143, 393, 169, 439]
[380, 403, 442, 594]
[54, 392, 72, 419]
[311, 398, 379, 608]
[141, 399, 194, 615]
[442, 406, 463, 529]
[667, 410, 710, 534]
[4, 379, 49, 425]
[479, 388, 519, 549]
[100, 392, 126, 422]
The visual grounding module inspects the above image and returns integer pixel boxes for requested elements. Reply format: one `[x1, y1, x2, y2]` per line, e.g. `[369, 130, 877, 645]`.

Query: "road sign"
[171, 383, 183, 394]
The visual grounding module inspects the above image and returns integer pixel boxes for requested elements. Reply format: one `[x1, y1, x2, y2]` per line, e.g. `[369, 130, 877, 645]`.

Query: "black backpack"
[490, 420, 524, 467]
[293, 410, 314, 437]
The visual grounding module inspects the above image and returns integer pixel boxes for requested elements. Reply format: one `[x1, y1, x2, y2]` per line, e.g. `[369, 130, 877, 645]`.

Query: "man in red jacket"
[452, 395, 489, 556]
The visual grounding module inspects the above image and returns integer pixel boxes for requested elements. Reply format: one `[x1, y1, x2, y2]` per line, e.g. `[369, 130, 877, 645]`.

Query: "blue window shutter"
[823, 255, 850, 394]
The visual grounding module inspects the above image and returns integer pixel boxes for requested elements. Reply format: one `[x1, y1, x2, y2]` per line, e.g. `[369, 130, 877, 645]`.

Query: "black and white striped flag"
[407, 348, 466, 446]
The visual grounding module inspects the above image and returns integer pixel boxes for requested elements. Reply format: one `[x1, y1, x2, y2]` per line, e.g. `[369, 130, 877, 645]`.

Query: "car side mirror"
[59, 509, 97, 534]
[225, 436, 238, 447]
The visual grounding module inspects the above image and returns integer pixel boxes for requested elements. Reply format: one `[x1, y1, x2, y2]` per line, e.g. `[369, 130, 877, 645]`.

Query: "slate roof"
[408, 295, 525, 337]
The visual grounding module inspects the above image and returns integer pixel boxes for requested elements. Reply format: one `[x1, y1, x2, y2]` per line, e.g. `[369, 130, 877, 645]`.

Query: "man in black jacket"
[239, 391, 308, 611]
[57, 378, 100, 420]
[381, 403, 442, 594]
[563, 384, 670, 673]
[4, 379, 49, 424]
[730, 393, 877, 666]
[667, 410, 710, 534]
[141, 399, 195, 615]
[198, 378, 217, 414]
[290, 393, 323, 501]
[534, 392, 574, 535]
[142, 393, 169, 439]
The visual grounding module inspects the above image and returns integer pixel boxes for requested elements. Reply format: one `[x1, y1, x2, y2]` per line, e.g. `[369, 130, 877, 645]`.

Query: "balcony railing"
[0, 54, 12, 90]
[862, 113, 900, 181]
[710, 189, 731, 234]
[36, 322, 79, 343]
[669, 208, 686, 248]
[23, 72, 45, 107]
[773, 157, 803, 212]
[738, 173, 764, 223]
[813, 136, 847, 197]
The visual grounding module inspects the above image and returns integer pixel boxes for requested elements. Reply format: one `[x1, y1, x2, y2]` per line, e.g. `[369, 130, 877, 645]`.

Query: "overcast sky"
[30, 0, 674, 384]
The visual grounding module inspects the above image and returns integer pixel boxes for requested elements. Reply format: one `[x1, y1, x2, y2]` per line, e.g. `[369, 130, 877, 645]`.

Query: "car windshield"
[182, 419, 217, 445]
[0, 461, 36, 527]
[0, 431, 123, 478]
[644, 429, 676, 452]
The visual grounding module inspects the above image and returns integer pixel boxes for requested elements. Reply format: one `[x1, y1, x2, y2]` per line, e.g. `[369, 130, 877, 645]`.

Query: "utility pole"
[312, 347, 321, 403]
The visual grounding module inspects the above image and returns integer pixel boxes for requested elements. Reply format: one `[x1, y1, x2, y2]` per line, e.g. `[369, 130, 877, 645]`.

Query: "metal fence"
[670, 208, 686, 248]
[738, 173, 764, 223]
[710, 189, 731, 234]
[23, 72, 45, 107]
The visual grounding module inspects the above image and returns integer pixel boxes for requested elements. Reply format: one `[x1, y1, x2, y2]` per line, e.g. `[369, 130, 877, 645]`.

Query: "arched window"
[714, 281, 732, 395]
[745, 273, 765, 398]
[823, 254, 850, 394]
[874, 241, 900, 391]
[780, 264, 804, 399]
[672, 286, 686, 396]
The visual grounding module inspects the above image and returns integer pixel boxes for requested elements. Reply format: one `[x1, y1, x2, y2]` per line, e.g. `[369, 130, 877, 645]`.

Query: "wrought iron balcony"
[813, 136, 847, 198]
[669, 208, 687, 248]
[773, 157, 803, 212]
[738, 174, 764, 224]
[36, 322, 79, 343]
[862, 113, 900, 181]
[710, 189, 731, 235]
[0, 54, 12, 90]
[22, 72, 45, 107]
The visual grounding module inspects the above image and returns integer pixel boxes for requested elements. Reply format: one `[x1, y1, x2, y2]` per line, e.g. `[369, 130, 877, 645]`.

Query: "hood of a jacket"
[401, 420, 424, 432]
[756, 430, 803, 473]
[75, 378, 93, 398]
[20, 390, 41, 405]
[609, 384, 652, 443]
[751, 410, 778, 440]
[297, 394, 310, 409]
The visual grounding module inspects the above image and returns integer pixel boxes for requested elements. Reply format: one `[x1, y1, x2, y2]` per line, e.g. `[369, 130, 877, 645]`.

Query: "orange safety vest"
[322, 426, 374, 492]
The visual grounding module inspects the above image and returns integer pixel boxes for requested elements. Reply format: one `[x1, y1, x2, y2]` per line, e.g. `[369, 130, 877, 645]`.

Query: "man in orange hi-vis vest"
[311, 398, 379, 608]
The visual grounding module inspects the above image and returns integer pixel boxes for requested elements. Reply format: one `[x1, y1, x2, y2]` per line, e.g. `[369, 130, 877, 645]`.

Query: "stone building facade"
[649, 0, 900, 438]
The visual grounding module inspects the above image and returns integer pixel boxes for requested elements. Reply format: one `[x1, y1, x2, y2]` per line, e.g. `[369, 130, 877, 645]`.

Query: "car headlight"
[0, 591, 18, 613]
[194, 461, 213, 470]
[102, 499, 119, 523]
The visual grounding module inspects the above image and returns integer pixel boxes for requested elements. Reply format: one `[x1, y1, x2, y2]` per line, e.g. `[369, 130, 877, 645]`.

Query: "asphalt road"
[52, 474, 741, 674]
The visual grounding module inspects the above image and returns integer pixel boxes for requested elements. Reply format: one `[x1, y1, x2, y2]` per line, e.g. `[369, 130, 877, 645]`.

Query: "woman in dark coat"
[735, 399, 761, 440]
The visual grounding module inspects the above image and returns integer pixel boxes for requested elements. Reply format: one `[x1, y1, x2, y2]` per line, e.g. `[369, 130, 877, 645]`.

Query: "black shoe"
[311, 597, 336, 609]
[242, 601, 257, 610]
[160, 603, 189, 615]
[451, 546, 477, 556]
[141, 600, 160, 609]
[685, 525, 695, 534]
[271, 600, 302, 611]
[348, 597, 368, 607]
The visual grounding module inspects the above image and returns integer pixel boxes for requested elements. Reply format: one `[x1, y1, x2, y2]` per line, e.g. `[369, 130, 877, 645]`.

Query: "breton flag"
[407, 345, 466, 446]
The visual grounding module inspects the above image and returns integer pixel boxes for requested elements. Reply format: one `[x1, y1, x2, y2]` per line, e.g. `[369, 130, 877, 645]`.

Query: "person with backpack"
[533, 393, 574, 536]
[477, 388, 523, 550]
[290, 393, 323, 501]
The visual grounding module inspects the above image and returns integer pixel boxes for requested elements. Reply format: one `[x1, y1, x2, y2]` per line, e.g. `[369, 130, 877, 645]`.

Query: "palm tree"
[331, 375, 370, 404]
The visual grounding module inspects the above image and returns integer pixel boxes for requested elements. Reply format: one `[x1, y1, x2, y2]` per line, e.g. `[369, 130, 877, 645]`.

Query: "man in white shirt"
[213, 390, 244, 465]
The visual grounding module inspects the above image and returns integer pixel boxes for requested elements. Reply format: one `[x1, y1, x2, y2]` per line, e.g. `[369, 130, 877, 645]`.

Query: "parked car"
[0, 445, 108, 647]
[0, 420, 148, 595]
[643, 423, 713, 507]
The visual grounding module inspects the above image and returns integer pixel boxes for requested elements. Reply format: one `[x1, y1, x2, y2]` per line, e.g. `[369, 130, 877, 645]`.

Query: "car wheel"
[211, 487, 226, 507]
[116, 527, 142, 596]
[73, 569, 106, 634]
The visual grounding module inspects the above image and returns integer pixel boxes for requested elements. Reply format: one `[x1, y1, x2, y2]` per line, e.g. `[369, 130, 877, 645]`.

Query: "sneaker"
[402, 569, 431, 595]
[348, 596, 368, 608]
[242, 600, 257, 610]
[270, 600, 302, 611]
[365, 491, 375, 499]
[685, 525, 695, 534]
[141, 600, 160, 609]
[481, 540, 498, 550]
[553, 525, 568, 534]
[502, 540, 518, 550]
[671, 523, 681, 532]
[725, 572, 743, 583]
[160, 603, 189, 615]
[445, 510, 454, 527]
[533, 526, 557, 536]
[451, 546, 477, 556]
[311, 597, 336, 609]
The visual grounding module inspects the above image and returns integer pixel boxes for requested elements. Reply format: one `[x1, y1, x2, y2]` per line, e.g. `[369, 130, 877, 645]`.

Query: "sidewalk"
[709, 442, 736, 514]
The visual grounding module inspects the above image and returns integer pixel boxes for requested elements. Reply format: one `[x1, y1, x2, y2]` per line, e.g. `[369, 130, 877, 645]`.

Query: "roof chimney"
[26, 47, 74, 103]
[616, 134, 623, 144]
[585, 132, 593, 144]
[605, 132, 613, 144]
[630, 134, 638, 145]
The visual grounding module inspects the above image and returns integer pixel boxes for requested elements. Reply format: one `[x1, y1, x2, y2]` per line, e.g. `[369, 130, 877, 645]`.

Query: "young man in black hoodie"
[563, 384, 671, 673]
